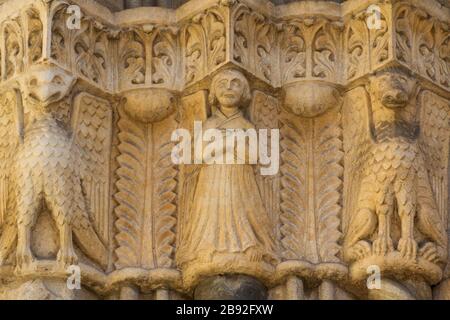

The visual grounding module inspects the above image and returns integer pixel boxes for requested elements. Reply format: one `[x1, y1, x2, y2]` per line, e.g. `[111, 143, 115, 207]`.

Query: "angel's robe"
[177, 108, 277, 268]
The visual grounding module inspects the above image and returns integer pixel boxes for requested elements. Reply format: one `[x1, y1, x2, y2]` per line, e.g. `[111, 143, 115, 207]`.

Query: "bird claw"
[372, 236, 394, 256]
[419, 242, 440, 264]
[57, 247, 79, 269]
[15, 247, 35, 273]
[398, 238, 417, 260]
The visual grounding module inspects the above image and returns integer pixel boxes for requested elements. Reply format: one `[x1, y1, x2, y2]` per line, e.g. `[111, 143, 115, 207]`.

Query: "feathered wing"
[417, 90, 449, 253]
[0, 89, 22, 263]
[342, 86, 373, 250]
[176, 91, 209, 258]
[71, 92, 112, 269]
[248, 90, 280, 236]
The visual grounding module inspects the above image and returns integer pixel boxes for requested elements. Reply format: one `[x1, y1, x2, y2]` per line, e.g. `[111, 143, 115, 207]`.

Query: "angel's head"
[20, 64, 76, 111]
[369, 67, 416, 109]
[209, 68, 251, 111]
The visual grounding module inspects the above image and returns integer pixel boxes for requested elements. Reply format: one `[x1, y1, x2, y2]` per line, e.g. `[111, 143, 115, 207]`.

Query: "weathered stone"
[194, 275, 268, 300]
[0, 0, 448, 300]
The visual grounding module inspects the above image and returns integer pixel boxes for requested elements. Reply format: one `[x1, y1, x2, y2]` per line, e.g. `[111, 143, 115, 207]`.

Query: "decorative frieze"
[0, 0, 448, 300]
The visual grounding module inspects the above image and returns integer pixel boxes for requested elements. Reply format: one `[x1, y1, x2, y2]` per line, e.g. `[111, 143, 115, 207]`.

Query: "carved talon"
[15, 247, 35, 272]
[350, 241, 372, 260]
[345, 240, 372, 261]
[57, 248, 79, 268]
[419, 242, 440, 264]
[398, 238, 417, 260]
[372, 237, 394, 256]
[246, 247, 263, 262]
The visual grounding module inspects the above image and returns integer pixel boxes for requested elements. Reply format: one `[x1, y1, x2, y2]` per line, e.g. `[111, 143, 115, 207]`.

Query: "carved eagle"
[0, 79, 111, 270]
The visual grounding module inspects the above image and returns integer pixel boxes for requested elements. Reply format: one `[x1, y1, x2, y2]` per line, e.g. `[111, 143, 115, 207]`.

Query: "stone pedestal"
[194, 275, 267, 300]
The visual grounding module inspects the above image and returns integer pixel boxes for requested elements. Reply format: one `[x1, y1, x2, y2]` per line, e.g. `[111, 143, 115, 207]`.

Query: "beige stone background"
[0, 0, 449, 300]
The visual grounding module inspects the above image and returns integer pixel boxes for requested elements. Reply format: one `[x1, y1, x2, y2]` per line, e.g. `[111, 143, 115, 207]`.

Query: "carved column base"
[194, 275, 267, 300]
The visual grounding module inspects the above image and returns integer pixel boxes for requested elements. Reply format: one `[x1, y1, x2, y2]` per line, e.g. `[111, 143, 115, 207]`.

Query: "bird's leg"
[57, 222, 78, 269]
[15, 187, 39, 273]
[16, 223, 34, 272]
[373, 204, 394, 256]
[397, 191, 417, 260]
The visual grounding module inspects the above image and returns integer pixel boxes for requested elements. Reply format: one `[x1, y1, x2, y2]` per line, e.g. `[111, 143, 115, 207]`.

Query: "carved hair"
[208, 68, 252, 109]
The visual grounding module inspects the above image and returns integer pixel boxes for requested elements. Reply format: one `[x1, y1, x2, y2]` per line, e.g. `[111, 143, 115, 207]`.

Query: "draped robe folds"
[177, 108, 277, 271]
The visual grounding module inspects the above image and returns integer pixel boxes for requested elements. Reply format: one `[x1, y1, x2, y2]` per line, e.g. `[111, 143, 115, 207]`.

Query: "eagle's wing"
[71, 92, 112, 269]
[0, 88, 22, 263]
[176, 90, 209, 256]
[417, 90, 449, 251]
[248, 90, 280, 227]
[342, 86, 374, 248]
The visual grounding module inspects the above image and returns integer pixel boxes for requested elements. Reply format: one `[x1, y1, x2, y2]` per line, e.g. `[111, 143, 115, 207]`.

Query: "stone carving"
[248, 90, 280, 230]
[395, 3, 450, 90]
[343, 68, 448, 284]
[50, 3, 112, 89]
[177, 69, 278, 288]
[114, 89, 177, 269]
[25, 8, 43, 65]
[118, 27, 178, 90]
[345, 4, 391, 82]
[0, 65, 110, 271]
[73, 20, 110, 87]
[280, 17, 342, 85]
[0, 0, 448, 300]
[280, 82, 343, 263]
[118, 30, 146, 87]
[183, 7, 226, 85]
[233, 4, 275, 82]
[4, 19, 24, 79]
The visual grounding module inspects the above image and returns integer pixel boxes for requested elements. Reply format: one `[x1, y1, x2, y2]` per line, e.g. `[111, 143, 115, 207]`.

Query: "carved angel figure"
[343, 67, 448, 266]
[0, 65, 111, 271]
[176, 69, 277, 273]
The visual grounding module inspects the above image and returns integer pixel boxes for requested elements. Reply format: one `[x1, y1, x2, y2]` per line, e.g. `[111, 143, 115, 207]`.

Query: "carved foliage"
[152, 28, 178, 86]
[345, 15, 369, 81]
[4, 19, 24, 79]
[118, 27, 177, 90]
[184, 8, 226, 84]
[50, 6, 70, 66]
[26, 8, 43, 65]
[395, 4, 449, 88]
[51, 5, 111, 88]
[114, 106, 146, 268]
[280, 107, 343, 262]
[114, 108, 177, 269]
[233, 4, 275, 82]
[280, 18, 342, 84]
[345, 5, 391, 81]
[118, 30, 146, 88]
[73, 21, 110, 87]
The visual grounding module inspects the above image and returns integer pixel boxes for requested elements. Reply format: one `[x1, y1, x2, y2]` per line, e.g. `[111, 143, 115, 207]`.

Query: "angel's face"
[21, 65, 75, 109]
[213, 72, 246, 108]
[371, 72, 415, 109]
